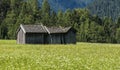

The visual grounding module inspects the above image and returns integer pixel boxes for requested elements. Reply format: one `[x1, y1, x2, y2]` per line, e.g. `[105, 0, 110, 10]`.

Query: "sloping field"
[0, 40, 120, 70]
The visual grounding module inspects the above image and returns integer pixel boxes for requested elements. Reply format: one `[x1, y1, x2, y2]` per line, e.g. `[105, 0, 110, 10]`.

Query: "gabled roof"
[21, 25, 47, 33]
[62, 27, 72, 33]
[18, 24, 75, 34]
[46, 26, 65, 33]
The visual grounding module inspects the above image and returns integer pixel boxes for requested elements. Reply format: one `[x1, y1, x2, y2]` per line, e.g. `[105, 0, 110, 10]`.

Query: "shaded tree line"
[88, 0, 120, 21]
[0, 0, 120, 43]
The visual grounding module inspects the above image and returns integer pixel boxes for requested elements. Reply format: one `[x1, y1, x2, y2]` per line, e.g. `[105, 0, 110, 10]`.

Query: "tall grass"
[0, 40, 120, 70]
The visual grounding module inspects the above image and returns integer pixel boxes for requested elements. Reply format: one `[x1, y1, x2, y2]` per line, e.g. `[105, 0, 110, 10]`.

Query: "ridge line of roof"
[20, 24, 26, 33]
[59, 26, 65, 32]
[41, 24, 47, 33]
[19, 24, 73, 33]
[44, 26, 50, 34]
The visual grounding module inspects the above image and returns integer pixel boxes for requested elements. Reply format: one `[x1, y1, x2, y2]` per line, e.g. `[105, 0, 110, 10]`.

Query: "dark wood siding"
[25, 33, 44, 44]
[52, 34, 61, 44]
[65, 30, 76, 44]
[49, 34, 64, 44]
[17, 26, 76, 44]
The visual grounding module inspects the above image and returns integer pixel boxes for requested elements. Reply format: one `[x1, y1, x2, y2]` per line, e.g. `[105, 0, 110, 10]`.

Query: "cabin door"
[61, 34, 66, 44]
[44, 34, 48, 44]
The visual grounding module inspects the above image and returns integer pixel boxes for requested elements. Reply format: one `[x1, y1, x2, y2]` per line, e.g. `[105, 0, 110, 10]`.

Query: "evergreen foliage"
[0, 0, 120, 43]
[88, 0, 120, 21]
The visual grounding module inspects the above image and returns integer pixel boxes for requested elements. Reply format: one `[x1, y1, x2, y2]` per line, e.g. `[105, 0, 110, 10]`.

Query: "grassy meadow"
[0, 40, 120, 70]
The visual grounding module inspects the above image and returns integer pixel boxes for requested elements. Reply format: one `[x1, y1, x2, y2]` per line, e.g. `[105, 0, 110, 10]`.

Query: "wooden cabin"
[17, 24, 76, 44]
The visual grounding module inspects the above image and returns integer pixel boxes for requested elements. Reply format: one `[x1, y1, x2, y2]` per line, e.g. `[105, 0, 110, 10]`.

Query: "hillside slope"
[38, 0, 94, 11]
[88, 0, 120, 21]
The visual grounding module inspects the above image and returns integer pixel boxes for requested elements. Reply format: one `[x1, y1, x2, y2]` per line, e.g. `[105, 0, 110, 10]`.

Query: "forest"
[38, 0, 94, 12]
[88, 0, 120, 21]
[0, 0, 120, 43]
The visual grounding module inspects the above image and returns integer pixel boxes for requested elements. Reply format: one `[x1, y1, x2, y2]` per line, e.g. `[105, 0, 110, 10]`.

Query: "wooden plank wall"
[26, 33, 44, 44]
[65, 31, 76, 44]
[17, 29, 25, 44]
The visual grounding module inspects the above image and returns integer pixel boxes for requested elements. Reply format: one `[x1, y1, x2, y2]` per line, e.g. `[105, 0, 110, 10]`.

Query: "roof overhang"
[16, 24, 26, 34]
[20, 24, 26, 33]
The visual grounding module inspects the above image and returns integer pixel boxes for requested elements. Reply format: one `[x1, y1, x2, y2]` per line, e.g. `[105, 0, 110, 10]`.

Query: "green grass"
[0, 40, 120, 70]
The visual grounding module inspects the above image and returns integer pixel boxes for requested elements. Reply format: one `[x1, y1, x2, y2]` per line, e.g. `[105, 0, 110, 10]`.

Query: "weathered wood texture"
[65, 30, 76, 44]
[17, 29, 25, 44]
[17, 25, 76, 44]
[48, 34, 64, 44]
[26, 33, 45, 44]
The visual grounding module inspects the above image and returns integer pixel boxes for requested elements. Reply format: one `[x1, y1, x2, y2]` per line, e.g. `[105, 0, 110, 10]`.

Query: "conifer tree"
[41, 0, 51, 25]
[57, 10, 64, 26]
[64, 9, 72, 26]
[116, 28, 120, 43]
